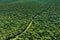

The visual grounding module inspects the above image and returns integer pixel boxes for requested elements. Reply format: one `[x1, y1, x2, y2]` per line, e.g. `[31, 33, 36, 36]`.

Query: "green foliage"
[0, 1, 60, 40]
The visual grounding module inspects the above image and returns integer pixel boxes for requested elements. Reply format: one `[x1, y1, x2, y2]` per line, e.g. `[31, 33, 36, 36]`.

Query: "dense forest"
[0, 0, 60, 40]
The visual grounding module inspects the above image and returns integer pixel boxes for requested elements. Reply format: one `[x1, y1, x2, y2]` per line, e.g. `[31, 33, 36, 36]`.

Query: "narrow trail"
[6, 13, 40, 40]
[19, 21, 32, 36]
[6, 20, 32, 40]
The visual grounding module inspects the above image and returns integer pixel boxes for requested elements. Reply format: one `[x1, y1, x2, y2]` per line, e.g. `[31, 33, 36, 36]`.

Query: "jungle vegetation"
[0, 0, 60, 40]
